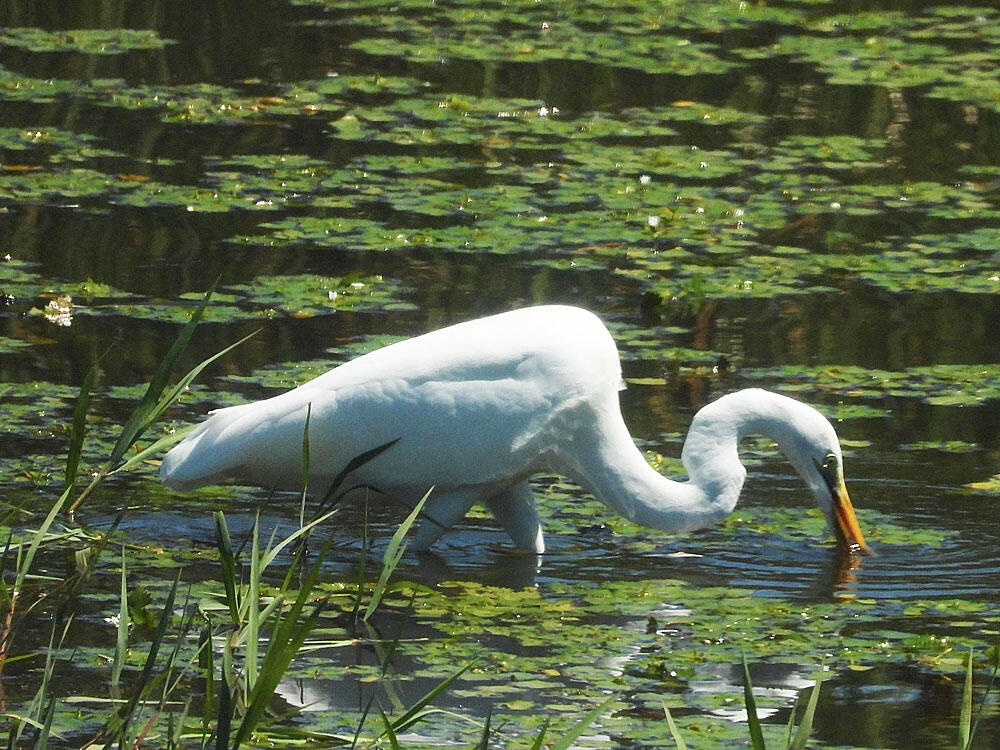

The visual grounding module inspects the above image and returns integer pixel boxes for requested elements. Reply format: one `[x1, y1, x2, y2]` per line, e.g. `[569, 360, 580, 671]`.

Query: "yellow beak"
[831, 477, 870, 554]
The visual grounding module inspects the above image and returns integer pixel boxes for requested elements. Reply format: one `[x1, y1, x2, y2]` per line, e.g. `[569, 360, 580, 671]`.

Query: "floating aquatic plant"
[0, 27, 173, 54]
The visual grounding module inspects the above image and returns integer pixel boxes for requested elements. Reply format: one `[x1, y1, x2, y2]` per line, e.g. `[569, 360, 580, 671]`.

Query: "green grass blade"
[378, 706, 400, 750]
[11, 484, 74, 601]
[968, 646, 999, 748]
[316, 438, 400, 513]
[352, 501, 369, 625]
[167, 698, 191, 750]
[351, 694, 377, 749]
[234, 598, 325, 747]
[661, 701, 688, 750]
[5, 709, 66, 747]
[9, 618, 72, 747]
[255, 507, 338, 626]
[300, 403, 311, 528]
[528, 718, 551, 750]
[363, 489, 430, 622]
[232, 546, 328, 748]
[547, 697, 613, 750]
[379, 707, 401, 750]
[144, 604, 197, 742]
[959, 649, 973, 750]
[213, 512, 241, 625]
[742, 652, 767, 750]
[109, 280, 218, 468]
[108, 424, 194, 476]
[244, 518, 262, 698]
[34, 697, 56, 750]
[64, 359, 101, 490]
[96, 572, 181, 743]
[123, 572, 180, 717]
[113, 328, 259, 473]
[198, 623, 215, 733]
[216, 662, 233, 750]
[111, 548, 128, 690]
[258, 507, 338, 572]
[0, 531, 10, 608]
[384, 660, 474, 736]
[788, 673, 822, 750]
[471, 704, 492, 750]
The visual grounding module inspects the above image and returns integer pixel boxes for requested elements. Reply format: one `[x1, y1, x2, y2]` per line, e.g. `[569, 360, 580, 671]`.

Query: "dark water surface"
[2, 0, 999, 747]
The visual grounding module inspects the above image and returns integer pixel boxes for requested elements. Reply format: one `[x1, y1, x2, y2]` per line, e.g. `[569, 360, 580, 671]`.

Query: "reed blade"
[109, 424, 194, 476]
[787, 672, 822, 750]
[363, 489, 429, 622]
[661, 700, 688, 750]
[299, 403, 312, 527]
[527, 718, 551, 750]
[316, 438, 400, 514]
[109, 279, 218, 468]
[742, 652, 767, 750]
[383, 660, 474, 737]
[213, 512, 241, 625]
[472, 704, 492, 750]
[547, 697, 613, 750]
[11, 484, 74, 602]
[232, 544, 329, 748]
[65, 358, 101, 491]
[379, 707, 401, 750]
[111, 548, 128, 690]
[959, 649, 973, 750]
[198, 623, 215, 732]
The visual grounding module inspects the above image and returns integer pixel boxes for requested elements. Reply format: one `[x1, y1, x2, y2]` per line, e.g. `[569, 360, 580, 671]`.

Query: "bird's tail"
[159, 404, 252, 491]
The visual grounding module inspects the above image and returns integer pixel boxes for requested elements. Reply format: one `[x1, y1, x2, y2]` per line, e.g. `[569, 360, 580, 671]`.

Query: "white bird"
[161, 305, 869, 555]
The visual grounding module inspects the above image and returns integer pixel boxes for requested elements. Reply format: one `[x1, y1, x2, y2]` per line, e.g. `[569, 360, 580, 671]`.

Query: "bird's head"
[774, 403, 870, 555]
[809, 447, 870, 555]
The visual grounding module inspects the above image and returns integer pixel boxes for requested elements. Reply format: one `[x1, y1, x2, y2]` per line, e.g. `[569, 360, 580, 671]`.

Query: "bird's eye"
[821, 453, 837, 473]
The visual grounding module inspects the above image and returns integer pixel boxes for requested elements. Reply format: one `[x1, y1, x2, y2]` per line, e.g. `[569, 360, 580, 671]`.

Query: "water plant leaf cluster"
[745, 363, 1000, 406]
[0, 27, 171, 54]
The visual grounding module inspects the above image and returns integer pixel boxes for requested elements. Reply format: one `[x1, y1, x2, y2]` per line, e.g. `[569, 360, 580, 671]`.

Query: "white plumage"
[161, 305, 868, 554]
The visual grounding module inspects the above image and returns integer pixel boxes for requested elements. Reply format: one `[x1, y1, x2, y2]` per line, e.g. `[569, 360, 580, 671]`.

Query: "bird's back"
[160, 305, 623, 497]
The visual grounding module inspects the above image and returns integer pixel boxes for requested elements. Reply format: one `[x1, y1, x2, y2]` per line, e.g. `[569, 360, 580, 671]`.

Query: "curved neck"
[555, 390, 807, 534]
[552, 396, 740, 533]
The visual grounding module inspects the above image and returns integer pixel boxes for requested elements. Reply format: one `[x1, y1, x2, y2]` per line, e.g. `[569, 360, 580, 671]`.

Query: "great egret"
[161, 305, 869, 555]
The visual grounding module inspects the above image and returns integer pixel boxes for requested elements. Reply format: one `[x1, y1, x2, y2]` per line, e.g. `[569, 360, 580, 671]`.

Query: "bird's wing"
[161, 305, 624, 496]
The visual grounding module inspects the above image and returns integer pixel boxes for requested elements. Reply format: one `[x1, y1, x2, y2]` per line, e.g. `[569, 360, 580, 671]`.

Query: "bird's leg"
[484, 482, 545, 554]
[408, 489, 479, 552]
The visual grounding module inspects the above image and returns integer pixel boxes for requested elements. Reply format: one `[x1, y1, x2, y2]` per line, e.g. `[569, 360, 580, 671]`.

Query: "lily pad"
[0, 27, 172, 54]
[223, 274, 414, 317]
[961, 474, 1000, 494]
[0, 336, 32, 354]
[742, 363, 1000, 405]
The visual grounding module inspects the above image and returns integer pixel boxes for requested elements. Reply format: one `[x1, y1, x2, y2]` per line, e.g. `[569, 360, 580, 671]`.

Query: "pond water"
[2, 0, 999, 747]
